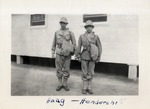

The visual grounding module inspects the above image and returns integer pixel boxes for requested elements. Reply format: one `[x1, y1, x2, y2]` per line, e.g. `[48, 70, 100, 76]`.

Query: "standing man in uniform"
[76, 20, 102, 94]
[52, 17, 76, 91]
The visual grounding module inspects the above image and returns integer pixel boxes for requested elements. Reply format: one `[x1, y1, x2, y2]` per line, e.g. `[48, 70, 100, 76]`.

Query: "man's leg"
[62, 56, 71, 91]
[81, 60, 89, 94]
[55, 54, 64, 91]
[87, 61, 95, 94]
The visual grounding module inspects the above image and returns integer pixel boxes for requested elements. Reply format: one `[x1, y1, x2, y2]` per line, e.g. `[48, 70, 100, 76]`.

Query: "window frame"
[83, 14, 107, 23]
[81, 14, 109, 27]
[29, 14, 47, 28]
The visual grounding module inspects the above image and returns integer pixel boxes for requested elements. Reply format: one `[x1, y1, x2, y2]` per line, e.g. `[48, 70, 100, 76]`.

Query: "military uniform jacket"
[52, 28, 76, 55]
[76, 32, 102, 60]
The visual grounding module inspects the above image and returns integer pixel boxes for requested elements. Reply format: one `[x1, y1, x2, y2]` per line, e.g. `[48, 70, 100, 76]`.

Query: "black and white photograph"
[11, 14, 139, 96]
[1, 0, 150, 109]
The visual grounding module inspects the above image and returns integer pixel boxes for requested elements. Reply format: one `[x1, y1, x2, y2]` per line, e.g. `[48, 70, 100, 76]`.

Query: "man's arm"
[96, 36, 102, 61]
[70, 31, 76, 49]
[51, 32, 57, 57]
[75, 35, 82, 60]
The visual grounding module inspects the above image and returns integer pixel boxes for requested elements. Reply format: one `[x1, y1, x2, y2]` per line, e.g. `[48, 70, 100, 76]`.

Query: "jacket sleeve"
[75, 35, 82, 58]
[96, 36, 102, 57]
[70, 31, 76, 49]
[51, 32, 56, 54]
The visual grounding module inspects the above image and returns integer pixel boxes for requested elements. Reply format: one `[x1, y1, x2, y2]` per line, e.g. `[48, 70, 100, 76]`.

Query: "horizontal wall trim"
[11, 55, 139, 78]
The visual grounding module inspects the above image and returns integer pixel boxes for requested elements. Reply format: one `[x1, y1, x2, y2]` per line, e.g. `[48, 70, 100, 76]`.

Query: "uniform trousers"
[55, 54, 71, 79]
[81, 59, 95, 89]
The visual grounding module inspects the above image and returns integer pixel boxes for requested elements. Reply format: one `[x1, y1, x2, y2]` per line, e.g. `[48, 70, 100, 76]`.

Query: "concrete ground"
[11, 62, 138, 96]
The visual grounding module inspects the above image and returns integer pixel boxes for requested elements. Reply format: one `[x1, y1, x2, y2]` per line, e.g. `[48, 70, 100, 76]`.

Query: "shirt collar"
[58, 28, 70, 35]
[60, 28, 69, 31]
[85, 31, 95, 35]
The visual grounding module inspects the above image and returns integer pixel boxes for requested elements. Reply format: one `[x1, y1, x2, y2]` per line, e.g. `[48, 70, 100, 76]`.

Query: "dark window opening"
[30, 14, 45, 26]
[83, 14, 107, 22]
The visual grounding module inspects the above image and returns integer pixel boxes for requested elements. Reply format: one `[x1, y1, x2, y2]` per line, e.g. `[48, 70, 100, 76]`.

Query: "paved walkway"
[11, 62, 138, 96]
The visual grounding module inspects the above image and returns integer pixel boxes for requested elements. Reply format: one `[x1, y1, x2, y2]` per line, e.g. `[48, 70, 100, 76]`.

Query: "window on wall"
[83, 14, 107, 22]
[30, 14, 45, 26]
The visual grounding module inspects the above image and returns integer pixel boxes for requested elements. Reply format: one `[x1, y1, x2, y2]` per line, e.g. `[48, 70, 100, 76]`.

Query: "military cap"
[84, 20, 94, 28]
[59, 17, 68, 24]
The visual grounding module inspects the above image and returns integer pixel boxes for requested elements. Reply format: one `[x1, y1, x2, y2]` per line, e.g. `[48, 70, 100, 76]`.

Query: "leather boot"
[87, 79, 93, 94]
[63, 78, 70, 91]
[56, 77, 63, 91]
[82, 80, 88, 94]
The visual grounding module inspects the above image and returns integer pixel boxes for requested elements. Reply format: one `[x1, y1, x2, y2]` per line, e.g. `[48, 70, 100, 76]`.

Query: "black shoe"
[56, 86, 63, 91]
[63, 86, 70, 91]
[82, 89, 86, 94]
[87, 89, 93, 94]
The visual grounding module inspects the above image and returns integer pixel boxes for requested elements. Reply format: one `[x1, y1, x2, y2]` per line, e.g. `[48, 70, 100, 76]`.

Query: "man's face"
[85, 26, 93, 33]
[60, 22, 67, 29]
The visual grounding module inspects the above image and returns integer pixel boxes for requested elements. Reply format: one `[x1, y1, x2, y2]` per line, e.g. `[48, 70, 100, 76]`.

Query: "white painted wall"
[12, 14, 138, 64]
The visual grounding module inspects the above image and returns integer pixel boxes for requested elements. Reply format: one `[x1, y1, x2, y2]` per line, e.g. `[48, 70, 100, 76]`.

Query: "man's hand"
[75, 56, 81, 62]
[52, 53, 55, 58]
[78, 57, 81, 62]
[96, 56, 101, 63]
